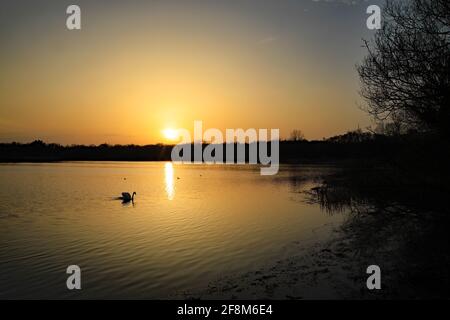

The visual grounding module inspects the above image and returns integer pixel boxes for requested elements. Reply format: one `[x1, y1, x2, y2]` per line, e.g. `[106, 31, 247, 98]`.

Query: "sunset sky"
[0, 0, 383, 145]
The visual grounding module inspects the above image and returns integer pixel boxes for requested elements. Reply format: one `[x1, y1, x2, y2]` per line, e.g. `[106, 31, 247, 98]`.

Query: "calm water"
[0, 162, 345, 299]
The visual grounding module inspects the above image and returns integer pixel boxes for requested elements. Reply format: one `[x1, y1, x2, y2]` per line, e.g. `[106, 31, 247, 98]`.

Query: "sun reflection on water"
[164, 162, 175, 200]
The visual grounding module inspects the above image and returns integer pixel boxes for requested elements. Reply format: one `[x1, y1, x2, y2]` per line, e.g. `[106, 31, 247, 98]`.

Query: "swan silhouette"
[119, 192, 136, 203]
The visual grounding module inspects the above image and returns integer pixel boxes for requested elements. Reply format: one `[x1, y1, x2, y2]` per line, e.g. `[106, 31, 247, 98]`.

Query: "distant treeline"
[1, 129, 448, 164]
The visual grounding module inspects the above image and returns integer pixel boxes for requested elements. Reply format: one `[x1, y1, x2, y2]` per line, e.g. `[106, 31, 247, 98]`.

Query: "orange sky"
[0, 0, 377, 145]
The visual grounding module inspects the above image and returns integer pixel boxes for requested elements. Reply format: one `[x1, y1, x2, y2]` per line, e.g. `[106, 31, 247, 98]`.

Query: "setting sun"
[163, 128, 179, 141]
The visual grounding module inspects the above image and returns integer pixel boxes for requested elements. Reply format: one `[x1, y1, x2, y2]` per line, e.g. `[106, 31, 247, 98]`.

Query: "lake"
[0, 162, 345, 299]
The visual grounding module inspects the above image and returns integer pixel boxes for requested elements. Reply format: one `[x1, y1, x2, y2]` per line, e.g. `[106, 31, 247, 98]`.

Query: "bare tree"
[373, 121, 404, 136]
[357, 0, 450, 136]
[289, 129, 305, 141]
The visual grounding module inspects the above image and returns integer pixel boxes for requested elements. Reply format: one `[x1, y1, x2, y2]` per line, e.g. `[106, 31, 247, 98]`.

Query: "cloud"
[258, 36, 276, 45]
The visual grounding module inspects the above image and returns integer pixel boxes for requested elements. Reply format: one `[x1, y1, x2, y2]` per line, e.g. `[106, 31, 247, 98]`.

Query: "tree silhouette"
[289, 129, 305, 141]
[357, 0, 450, 137]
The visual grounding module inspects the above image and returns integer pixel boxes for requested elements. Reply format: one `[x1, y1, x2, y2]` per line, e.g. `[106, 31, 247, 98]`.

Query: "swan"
[120, 192, 136, 202]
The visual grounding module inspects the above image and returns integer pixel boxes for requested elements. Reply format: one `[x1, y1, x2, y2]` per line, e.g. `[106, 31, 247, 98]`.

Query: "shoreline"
[173, 218, 359, 300]
[174, 203, 448, 300]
